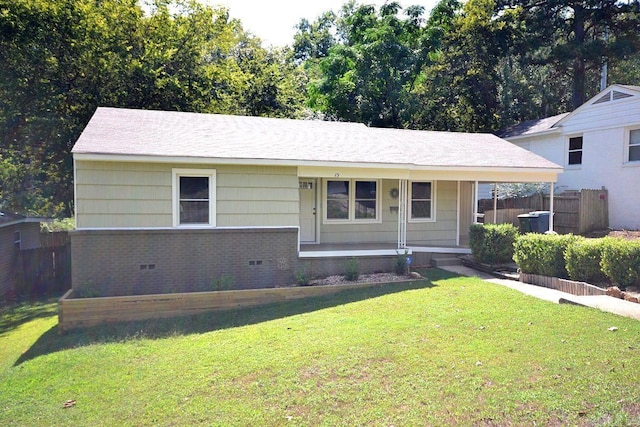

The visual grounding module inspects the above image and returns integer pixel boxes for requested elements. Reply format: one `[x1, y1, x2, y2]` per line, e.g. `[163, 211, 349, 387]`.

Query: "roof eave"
[0, 217, 50, 228]
[504, 127, 563, 141]
[73, 152, 561, 175]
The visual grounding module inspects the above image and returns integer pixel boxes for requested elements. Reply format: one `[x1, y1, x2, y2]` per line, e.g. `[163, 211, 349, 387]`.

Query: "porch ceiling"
[297, 165, 558, 183]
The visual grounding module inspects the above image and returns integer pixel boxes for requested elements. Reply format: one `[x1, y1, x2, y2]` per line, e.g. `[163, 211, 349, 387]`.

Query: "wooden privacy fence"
[482, 189, 608, 234]
[14, 232, 71, 297]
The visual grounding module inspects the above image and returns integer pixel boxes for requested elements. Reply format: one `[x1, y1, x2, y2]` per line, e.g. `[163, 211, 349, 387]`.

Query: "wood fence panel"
[483, 208, 530, 226]
[544, 195, 580, 234]
[578, 189, 609, 233]
[15, 243, 71, 296]
[480, 189, 608, 234]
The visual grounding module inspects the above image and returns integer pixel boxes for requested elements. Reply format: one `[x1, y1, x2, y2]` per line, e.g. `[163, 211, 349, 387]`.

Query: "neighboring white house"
[497, 84, 640, 230]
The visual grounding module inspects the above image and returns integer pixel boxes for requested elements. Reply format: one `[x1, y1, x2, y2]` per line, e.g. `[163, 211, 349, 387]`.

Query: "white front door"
[299, 179, 317, 242]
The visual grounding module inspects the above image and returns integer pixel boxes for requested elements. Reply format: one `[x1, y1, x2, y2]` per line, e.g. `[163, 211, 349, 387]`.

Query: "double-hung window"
[629, 129, 640, 162]
[568, 136, 583, 166]
[325, 179, 379, 222]
[409, 181, 434, 221]
[172, 169, 216, 227]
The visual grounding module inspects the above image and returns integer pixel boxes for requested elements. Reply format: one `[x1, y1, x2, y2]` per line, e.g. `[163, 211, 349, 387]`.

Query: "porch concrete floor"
[299, 242, 470, 256]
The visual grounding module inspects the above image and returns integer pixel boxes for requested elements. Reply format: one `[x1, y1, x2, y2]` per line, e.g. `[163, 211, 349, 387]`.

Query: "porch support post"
[473, 181, 479, 223]
[456, 181, 460, 247]
[397, 179, 408, 248]
[548, 182, 555, 232]
[493, 182, 498, 224]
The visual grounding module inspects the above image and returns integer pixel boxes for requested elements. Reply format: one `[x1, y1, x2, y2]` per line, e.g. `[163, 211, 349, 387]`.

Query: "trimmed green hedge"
[469, 223, 518, 265]
[565, 237, 609, 284]
[600, 238, 640, 290]
[513, 233, 579, 278]
[513, 234, 640, 288]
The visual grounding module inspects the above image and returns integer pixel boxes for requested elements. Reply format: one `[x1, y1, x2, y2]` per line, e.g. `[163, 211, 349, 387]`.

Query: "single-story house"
[497, 84, 640, 230]
[71, 107, 562, 296]
[0, 213, 49, 299]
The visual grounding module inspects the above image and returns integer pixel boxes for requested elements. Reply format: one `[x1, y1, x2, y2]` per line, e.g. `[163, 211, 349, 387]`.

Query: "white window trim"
[625, 127, 640, 164]
[172, 168, 216, 227]
[323, 179, 381, 224]
[408, 181, 436, 223]
[565, 134, 583, 169]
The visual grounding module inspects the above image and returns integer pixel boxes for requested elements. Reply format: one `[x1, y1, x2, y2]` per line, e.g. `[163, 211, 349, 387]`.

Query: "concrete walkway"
[439, 265, 640, 321]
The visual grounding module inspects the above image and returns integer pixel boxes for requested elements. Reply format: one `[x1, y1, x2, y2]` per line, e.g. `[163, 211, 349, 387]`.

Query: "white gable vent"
[593, 92, 611, 104]
[612, 90, 633, 100]
[593, 90, 634, 105]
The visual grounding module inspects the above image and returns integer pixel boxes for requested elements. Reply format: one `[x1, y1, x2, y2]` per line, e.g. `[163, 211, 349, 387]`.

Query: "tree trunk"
[571, 3, 586, 109]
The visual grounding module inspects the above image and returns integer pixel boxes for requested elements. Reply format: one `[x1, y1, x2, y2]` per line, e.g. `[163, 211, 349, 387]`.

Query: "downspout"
[548, 183, 555, 232]
[73, 156, 78, 228]
[397, 179, 407, 248]
[493, 182, 498, 224]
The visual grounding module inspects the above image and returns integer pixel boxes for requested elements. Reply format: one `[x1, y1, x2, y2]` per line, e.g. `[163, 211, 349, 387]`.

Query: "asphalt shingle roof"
[72, 107, 561, 171]
[496, 113, 569, 139]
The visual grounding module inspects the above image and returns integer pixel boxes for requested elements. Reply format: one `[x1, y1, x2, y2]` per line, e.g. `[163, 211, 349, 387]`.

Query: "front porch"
[298, 242, 471, 258]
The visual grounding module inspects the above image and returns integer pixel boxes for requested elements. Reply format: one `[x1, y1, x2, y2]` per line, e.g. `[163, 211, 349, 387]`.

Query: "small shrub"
[211, 274, 235, 291]
[41, 217, 75, 232]
[565, 237, 608, 284]
[344, 257, 360, 281]
[513, 233, 578, 278]
[295, 266, 311, 286]
[469, 223, 518, 265]
[394, 251, 410, 275]
[76, 281, 99, 298]
[600, 238, 640, 290]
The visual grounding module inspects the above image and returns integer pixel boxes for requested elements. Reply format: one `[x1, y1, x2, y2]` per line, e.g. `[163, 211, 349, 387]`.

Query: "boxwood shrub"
[600, 238, 640, 290]
[513, 233, 579, 278]
[469, 223, 518, 265]
[564, 237, 609, 285]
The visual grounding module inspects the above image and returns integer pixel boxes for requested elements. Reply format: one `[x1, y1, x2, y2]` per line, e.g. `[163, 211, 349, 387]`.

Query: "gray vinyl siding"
[319, 179, 458, 245]
[216, 165, 299, 227]
[407, 181, 458, 246]
[75, 161, 299, 228]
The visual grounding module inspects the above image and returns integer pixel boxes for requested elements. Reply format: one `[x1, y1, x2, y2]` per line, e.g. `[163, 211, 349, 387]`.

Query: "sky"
[205, 0, 441, 47]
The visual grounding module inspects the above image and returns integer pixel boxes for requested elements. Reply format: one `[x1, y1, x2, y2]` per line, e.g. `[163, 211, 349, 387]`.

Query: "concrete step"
[431, 256, 461, 267]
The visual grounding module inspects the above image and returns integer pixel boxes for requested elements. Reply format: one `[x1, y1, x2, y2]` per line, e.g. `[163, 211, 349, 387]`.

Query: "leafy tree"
[0, 0, 144, 216]
[306, 2, 434, 128]
[293, 11, 337, 63]
[496, 0, 640, 109]
[414, 0, 512, 131]
[0, 0, 306, 216]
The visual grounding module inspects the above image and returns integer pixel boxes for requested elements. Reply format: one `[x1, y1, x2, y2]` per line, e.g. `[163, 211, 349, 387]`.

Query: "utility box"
[517, 211, 551, 233]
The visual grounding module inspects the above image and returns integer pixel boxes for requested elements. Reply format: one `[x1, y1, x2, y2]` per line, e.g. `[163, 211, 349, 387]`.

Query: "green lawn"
[2, 269, 640, 426]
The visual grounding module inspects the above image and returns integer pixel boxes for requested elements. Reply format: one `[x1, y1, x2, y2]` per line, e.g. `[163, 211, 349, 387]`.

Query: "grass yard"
[2, 268, 640, 426]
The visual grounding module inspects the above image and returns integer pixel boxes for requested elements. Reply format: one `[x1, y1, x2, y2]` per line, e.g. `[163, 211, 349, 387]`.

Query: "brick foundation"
[71, 228, 298, 296]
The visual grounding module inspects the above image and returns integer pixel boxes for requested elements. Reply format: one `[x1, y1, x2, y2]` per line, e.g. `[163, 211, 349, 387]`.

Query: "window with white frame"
[629, 129, 640, 162]
[325, 179, 379, 222]
[172, 169, 216, 226]
[409, 181, 434, 221]
[568, 136, 583, 166]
